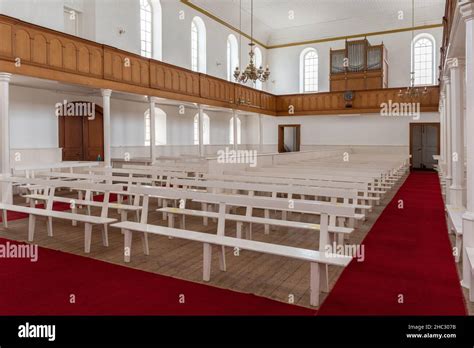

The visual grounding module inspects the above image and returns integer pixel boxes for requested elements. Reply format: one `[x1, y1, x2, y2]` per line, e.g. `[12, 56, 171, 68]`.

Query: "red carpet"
[0, 237, 316, 316]
[318, 171, 467, 315]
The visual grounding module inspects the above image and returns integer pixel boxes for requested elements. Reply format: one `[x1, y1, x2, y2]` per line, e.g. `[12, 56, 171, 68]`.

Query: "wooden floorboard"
[0, 177, 438, 311]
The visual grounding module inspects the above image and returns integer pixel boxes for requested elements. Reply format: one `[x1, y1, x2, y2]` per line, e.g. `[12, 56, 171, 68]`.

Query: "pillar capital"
[460, 1, 474, 22]
[447, 57, 466, 70]
[101, 88, 112, 97]
[0, 73, 12, 83]
[148, 96, 161, 104]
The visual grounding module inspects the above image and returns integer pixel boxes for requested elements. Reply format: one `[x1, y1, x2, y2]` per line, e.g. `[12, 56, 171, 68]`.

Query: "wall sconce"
[118, 28, 126, 35]
[216, 61, 222, 67]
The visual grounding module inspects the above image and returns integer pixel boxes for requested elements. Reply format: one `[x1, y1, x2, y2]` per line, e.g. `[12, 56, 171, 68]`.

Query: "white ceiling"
[190, 0, 446, 46]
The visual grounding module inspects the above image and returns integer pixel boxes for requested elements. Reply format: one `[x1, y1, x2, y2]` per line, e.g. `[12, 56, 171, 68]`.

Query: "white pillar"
[258, 114, 263, 152]
[0, 73, 12, 203]
[101, 89, 112, 168]
[198, 104, 204, 157]
[148, 97, 158, 164]
[447, 58, 466, 207]
[443, 75, 453, 204]
[440, 92, 446, 167]
[460, 1, 474, 289]
[232, 109, 238, 151]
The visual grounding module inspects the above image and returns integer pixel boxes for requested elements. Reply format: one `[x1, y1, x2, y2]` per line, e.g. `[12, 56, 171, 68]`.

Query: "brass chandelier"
[233, 0, 270, 84]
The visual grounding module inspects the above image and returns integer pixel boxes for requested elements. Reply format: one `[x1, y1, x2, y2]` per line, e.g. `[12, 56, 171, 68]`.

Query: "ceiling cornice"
[180, 0, 443, 50]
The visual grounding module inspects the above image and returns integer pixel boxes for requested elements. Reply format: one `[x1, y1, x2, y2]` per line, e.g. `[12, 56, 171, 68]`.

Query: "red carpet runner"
[0, 237, 315, 316]
[318, 171, 466, 315]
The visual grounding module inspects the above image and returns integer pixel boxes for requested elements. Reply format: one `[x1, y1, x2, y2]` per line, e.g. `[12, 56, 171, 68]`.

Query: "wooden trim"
[0, 14, 440, 118]
[178, 4, 442, 50]
[409, 122, 440, 168]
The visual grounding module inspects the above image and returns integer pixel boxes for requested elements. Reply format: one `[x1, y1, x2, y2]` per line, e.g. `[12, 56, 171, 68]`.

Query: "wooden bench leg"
[123, 229, 132, 263]
[162, 199, 168, 220]
[455, 234, 462, 263]
[71, 205, 77, 226]
[310, 262, 321, 307]
[245, 223, 253, 240]
[168, 213, 174, 228]
[141, 232, 149, 255]
[180, 215, 185, 229]
[84, 222, 92, 253]
[102, 224, 109, 247]
[46, 217, 53, 237]
[203, 242, 212, 281]
[202, 203, 208, 226]
[28, 214, 36, 241]
[2, 209, 7, 228]
[321, 264, 329, 293]
[236, 222, 243, 239]
[264, 209, 270, 235]
[218, 246, 226, 271]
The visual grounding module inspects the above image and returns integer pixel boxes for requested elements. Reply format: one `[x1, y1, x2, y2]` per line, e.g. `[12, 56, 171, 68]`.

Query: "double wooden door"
[58, 102, 104, 161]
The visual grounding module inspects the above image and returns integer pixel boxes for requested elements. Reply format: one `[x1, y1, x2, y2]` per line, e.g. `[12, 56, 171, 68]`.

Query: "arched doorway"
[58, 102, 104, 161]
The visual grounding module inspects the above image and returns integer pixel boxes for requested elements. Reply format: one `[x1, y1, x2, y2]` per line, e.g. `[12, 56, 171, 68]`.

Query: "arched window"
[194, 113, 210, 145]
[254, 47, 263, 90]
[191, 17, 206, 73]
[140, 0, 153, 58]
[144, 107, 167, 145]
[412, 33, 436, 86]
[299, 48, 318, 93]
[229, 116, 241, 145]
[227, 34, 239, 81]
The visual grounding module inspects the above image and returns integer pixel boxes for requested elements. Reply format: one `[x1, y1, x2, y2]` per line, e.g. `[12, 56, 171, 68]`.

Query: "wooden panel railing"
[276, 86, 439, 116]
[0, 14, 439, 117]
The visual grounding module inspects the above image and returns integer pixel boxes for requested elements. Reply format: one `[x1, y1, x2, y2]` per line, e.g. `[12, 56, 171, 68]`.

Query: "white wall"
[267, 27, 443, 95]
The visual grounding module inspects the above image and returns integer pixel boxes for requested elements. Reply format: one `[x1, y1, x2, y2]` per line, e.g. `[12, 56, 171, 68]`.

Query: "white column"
[101, 89, 112, 168]
[258, 114, 263, 152]
[447, 58, 466, 207]
[232, 109, 238, 151]
[460, 1, 474, 289]
[443, 75, 453, 204]
[148, 97, 158, 164]
[0, 73, 12, 203]
[440, 92, 446, 167]
[198, 104, 204, 157]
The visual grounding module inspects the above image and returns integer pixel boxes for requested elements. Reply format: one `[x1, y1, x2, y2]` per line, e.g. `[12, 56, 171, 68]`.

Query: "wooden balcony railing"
[0, 14, 439, 117]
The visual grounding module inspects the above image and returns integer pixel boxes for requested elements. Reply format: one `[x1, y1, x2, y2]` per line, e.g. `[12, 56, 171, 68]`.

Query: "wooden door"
[83, 109, 104, 161]
[59, 102, 104, 161]
[409, 122, 440, 169]
[278, 124, 301, 153]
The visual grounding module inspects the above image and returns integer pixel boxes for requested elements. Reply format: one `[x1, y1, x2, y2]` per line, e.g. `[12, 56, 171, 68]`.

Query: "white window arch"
[140, 0, 153, 58]
[411, 33, 436, 86]
[229, 116, 241, 145]
[194, 113, 210, 145]
[191, 16, 206, 73]
[144, 107, 167, 145]
[227, 34, 239, 81]
[254, 47, 263, 90]
[299, 47, 319, 93]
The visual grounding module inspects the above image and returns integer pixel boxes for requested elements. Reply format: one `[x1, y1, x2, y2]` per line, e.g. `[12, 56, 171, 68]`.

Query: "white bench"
[446, 204, 465, 263]
[0, 177, 121, 253]
[467, 247, 474, 302]
[111, 220, 351, 307]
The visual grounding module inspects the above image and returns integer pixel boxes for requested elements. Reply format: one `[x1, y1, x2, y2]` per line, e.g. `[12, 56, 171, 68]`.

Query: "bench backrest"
[170, 177, 358, 201]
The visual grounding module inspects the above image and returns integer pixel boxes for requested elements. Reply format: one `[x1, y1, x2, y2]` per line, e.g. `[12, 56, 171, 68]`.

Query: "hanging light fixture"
[233, 0, 270, 84]
[398, 0, 428, 100]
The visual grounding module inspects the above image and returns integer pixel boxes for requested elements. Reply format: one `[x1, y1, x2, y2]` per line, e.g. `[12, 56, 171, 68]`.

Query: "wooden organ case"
[330, 39, 388, 92]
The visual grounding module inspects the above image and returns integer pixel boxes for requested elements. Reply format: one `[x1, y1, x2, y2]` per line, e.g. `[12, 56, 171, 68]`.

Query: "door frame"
[278, 124, 301, 153]
[409, 122, 440, 168]
[58, 102, 104, 161]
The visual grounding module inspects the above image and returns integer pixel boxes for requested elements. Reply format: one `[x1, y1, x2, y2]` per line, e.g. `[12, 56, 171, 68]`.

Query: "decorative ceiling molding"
[180, 0, 443, 50]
